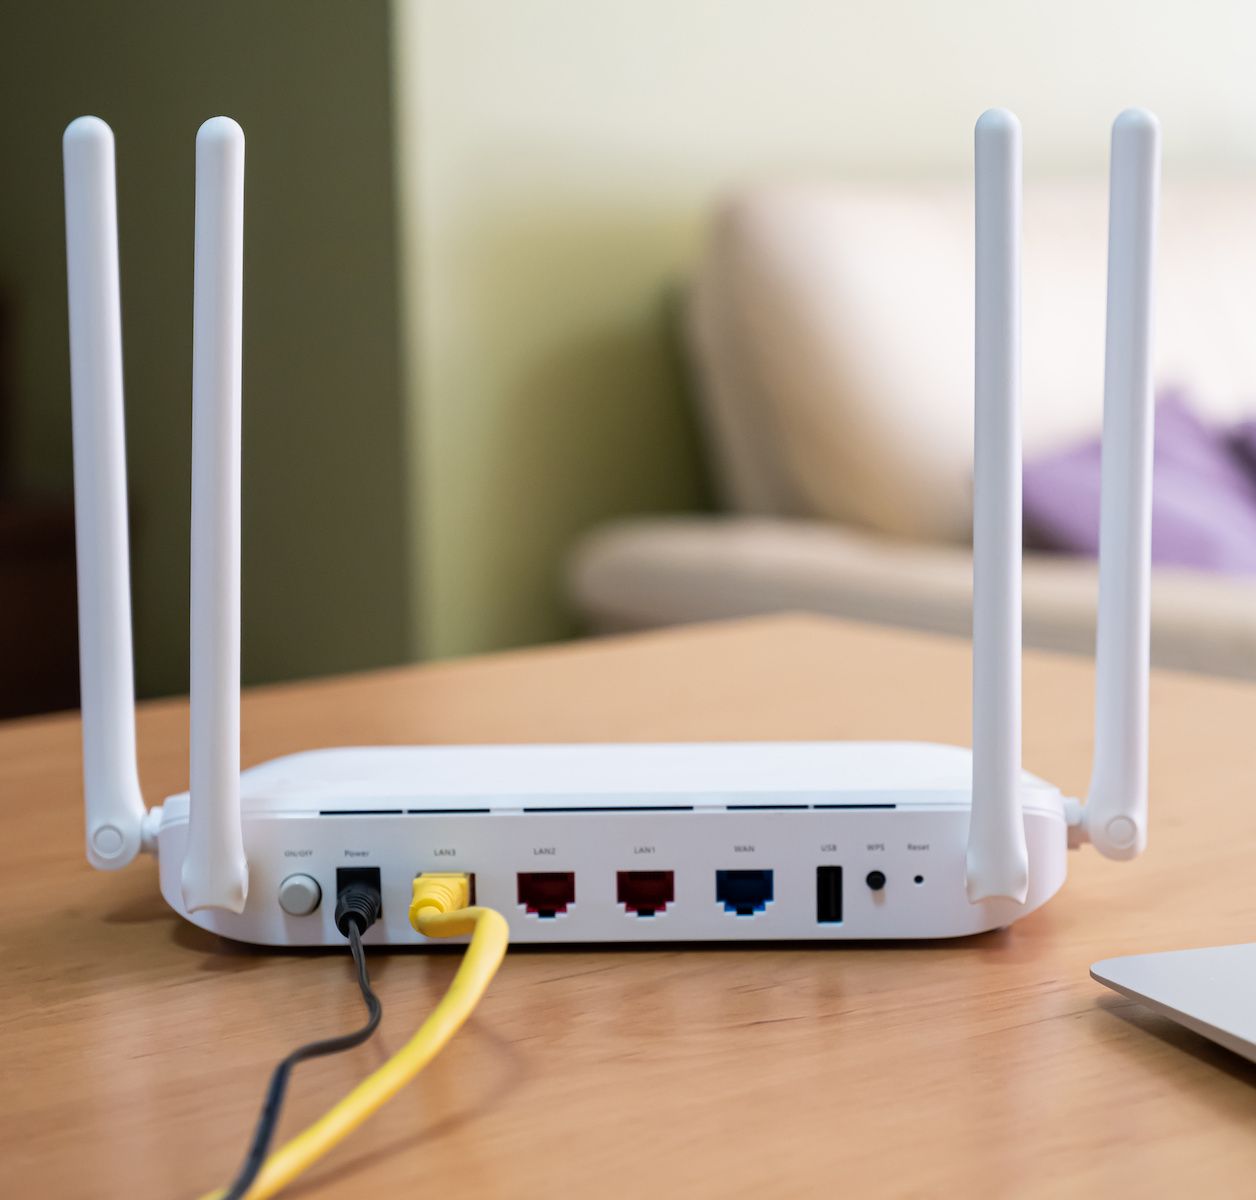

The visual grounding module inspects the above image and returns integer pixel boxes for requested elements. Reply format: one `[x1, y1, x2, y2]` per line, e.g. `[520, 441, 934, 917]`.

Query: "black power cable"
[221, 883, 383, 1200]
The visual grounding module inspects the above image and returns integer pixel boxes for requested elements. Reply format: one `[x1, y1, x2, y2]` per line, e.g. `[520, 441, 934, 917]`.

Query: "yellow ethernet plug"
[409, 872, 473, 931]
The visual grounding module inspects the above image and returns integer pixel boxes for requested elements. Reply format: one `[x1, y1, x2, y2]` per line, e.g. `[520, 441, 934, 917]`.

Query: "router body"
[64, 108, 1158, 948]
[151, 743, 1069, 945]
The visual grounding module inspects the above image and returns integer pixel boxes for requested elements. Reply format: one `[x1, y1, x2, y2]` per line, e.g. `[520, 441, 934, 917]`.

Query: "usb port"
[816, 866, 843, 923]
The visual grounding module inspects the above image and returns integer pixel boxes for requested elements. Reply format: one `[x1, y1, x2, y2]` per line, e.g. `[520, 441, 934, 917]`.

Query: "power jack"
[335, 867, 383, 936]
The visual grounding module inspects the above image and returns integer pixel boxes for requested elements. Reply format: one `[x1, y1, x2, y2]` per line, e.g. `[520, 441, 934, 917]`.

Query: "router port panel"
[159, 803, 1067, 946]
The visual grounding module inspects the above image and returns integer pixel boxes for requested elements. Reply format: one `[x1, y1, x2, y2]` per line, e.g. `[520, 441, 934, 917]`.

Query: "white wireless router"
[64, 107, 1159, 947]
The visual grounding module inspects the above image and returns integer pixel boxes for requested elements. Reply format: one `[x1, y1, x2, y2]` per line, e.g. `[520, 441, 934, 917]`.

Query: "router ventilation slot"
[520, 804, 695, 813]
[725, 803, 808, 811]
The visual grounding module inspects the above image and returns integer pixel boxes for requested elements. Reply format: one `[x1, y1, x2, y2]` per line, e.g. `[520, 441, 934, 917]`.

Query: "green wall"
[394, 1, 715, 660]
[0, 0, 412, 697]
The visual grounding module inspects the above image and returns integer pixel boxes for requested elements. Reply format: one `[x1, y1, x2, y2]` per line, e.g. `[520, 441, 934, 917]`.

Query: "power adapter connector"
[334, 880, 383, 938]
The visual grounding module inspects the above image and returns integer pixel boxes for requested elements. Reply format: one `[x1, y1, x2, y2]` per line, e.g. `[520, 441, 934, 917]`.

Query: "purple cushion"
[1023, 390, 1256, 573]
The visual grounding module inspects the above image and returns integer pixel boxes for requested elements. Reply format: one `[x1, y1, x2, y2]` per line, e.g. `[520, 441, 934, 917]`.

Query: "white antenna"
[63, 117, 148, 871]
[181, 116, 249, 914]
[1083, 109, 1160, 860]
[967, 108, 1028, 904]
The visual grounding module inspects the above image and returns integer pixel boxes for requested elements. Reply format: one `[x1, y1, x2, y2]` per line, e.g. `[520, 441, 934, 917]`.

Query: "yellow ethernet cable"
[200, 873, 508, 1200]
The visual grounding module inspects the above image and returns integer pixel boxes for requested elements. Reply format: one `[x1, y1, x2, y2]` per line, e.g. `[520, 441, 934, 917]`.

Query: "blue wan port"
[716, 869, 774, 916]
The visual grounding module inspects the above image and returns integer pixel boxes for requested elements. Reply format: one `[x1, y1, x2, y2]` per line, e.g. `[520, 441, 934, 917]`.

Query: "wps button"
[278, 873, 322, 916]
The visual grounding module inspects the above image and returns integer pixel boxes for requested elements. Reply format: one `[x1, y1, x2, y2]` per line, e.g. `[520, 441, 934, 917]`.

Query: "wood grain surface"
[4, 615, 1256, 1198]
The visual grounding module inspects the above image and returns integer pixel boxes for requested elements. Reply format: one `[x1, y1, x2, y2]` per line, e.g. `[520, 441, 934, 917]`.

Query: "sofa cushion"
[688, 181, 1256, 542]
[569, 515, 1256, 678]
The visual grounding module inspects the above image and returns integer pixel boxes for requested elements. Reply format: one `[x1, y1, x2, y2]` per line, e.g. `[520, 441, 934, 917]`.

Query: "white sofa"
[568, 181, 1256, 677]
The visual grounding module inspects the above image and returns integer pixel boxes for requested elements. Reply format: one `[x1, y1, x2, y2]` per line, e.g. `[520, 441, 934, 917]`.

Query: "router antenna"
[64, 117, 148, 870]
[181, 117, 248, 914]
[1083, 109, 1160, 860]
[967, 108, 1028, 904]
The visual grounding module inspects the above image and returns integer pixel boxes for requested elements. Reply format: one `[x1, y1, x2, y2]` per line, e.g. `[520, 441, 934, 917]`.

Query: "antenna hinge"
[140, 806, 163, 855]
[1063, 796, 1089, 849]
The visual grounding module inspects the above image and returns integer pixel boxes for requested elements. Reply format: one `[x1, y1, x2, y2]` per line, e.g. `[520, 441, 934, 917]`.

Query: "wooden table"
[6, 615, 1256, 1198]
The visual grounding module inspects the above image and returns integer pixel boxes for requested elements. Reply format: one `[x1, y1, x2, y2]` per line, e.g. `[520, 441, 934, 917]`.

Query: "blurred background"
[6, 0, 1256, 718]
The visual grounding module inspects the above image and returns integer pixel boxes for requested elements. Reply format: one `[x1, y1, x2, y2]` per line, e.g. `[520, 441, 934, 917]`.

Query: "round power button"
[278, 873, 322, 916]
